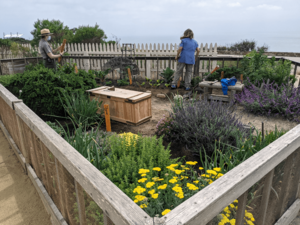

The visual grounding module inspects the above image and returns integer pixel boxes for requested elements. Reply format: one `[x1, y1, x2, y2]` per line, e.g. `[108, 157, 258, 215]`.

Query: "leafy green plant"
[5, 64, 96, 117]
[165, 83, 170, 87]
[53, 90, 104, 127]
[117, 78, 129, 86]
[45, 121, 64, 136]
[141, 82, 145, 86]
[91, 68, 111, 83]
[105, 81, 112, 85]
[240, 50, 295, 86]
[191, 76, 202, 87]
[159, 67, 174, 84]
[0, 75, 15, 87]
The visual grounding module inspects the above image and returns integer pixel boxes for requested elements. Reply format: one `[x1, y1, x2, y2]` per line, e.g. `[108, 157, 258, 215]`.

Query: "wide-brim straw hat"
[39, 28, 53, 36]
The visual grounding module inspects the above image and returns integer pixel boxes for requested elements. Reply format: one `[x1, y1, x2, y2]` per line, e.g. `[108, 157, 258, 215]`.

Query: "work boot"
[171, 85, 176, 89]
[185, 87, 191, 91]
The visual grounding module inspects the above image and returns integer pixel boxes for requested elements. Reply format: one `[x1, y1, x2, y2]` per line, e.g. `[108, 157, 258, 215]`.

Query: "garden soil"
[0, 128, 51, 225]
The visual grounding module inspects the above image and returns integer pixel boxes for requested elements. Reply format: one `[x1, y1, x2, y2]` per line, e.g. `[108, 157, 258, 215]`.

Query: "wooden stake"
[58, 39, 66, 63]
[75, 65, 78, 73]
[240, 74, 243, 83]
[177, 77, 181, 88]
[104, 104, 111, 132]
[127, 68, 132, 85]
[211, 65, 219, 74]
[221, 71, 224, 79]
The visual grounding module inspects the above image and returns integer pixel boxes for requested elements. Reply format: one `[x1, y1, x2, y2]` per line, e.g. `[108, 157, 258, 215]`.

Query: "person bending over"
[171, 29, 200, 91]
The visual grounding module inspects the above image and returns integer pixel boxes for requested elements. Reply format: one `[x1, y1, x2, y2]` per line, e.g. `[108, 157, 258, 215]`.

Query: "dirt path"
[0, 128, 51, 225]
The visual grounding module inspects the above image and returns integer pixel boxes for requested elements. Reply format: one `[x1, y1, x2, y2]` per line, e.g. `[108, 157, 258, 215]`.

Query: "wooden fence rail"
[1, 79, 300, 225]
[1, 55, 299, 82]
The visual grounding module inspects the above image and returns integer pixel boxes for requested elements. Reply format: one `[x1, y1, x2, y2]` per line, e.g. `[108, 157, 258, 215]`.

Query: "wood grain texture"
[235, 191, 248, 225]
[14, 102, 152, 225]
[75, 181, 87, 225]
[163, 124, 300, 225]
[256, 169, 275, 225]
[274, 199, 300, 225]
[0, 83, 19, 109]
[199, 81, 244, 90]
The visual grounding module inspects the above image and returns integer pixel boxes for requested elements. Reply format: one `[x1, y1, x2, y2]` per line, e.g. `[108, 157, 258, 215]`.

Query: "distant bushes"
[217, 39, 269, 52]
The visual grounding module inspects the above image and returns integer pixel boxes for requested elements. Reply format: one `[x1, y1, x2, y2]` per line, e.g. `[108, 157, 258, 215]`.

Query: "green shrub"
[159, 67, 174, 84]
[101, 134, 180, 199]
[45, 121, 64, 136]
[240, 50, 295, 86]
[205, 66, 243, 81]
[0, 75, 15, 87]
[5, 65, 96, 117]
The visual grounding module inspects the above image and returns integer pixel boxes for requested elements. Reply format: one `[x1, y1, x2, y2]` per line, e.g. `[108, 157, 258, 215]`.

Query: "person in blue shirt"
[171, 29, 200, 91]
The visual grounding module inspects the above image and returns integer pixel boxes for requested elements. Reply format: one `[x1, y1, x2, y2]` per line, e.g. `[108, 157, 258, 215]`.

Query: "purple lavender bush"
[168, 100, 247, 156]
[155, 114, 173, 140]
[235, 80, 300, 121]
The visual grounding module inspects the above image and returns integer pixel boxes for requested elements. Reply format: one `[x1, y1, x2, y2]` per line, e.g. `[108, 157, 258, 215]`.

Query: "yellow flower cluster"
[146, 182, 155, 188]
[139, 168, 150, 174]
[185, 161, 198, 165]
[133, 186, 146, 194]
[186, 183, 199, 191]
[218, 200, 255, 225]
[119, 132, 138, 149]
[138, 178, 147, 183]
[162, 209, 171, 216]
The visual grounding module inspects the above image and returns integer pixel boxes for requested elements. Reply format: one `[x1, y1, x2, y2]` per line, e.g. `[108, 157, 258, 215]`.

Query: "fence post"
[235, 191, 248, 225]
[75, 181, 87, 225]
[83, 51, 90, 72]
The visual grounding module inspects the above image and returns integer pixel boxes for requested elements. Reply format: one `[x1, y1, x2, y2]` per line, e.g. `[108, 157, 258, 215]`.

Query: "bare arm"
[47, 50, 64, 59]
[196, 47, 200, 56]
[175, 47, 183, 60]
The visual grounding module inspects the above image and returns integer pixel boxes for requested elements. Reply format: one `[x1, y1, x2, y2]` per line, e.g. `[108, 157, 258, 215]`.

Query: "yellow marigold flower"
[146, 182, 155, 188]
[229, 204, 235, 208]
[229, 219, 236, 225]
[151, 193, 159, 199]
[170, 164, 178, 167]
[213, 167, 221, 172]
[193, 180, 199, 184]
[141, 174, 147, 177]
[172, 186, 183, 193]
[153, 167, 161, 171]
[139, 169, 150, 174]
[208, 179, 213, 184]
[173, 176, 178, 179]
[140, 203, 147, 209]
[134, 195, 146, 202]
[186, 161, 198, 165]
[216, 173, 224, 178]
[134, 199, 138, 203]
[166, 166, 176, 171]
[233, 200, 238, 203]
[169, 178, 177, 184]
[138, 178, 147, 183]
[206, 170, 217, 175]
[133, 186, 146, 194]
[158, 178, 164, 181]
[176, 192, 184, 199]
[158, 184, 167, 189]
[148, 189, 155, 195]
[175, 169, 185, 175]
[201, 174, 211, 178]
[184, 168, 190, 170]
[199, 167, 204, 170]
[161, 209, 171, 216]
[152, 177, 159, 181]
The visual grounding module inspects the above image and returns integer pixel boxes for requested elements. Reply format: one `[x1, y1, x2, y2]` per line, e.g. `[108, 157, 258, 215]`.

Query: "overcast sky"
[1, 0, 299, 52]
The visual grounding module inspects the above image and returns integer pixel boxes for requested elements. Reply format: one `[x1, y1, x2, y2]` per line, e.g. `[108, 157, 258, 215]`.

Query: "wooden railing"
[1, 65, 300, 224]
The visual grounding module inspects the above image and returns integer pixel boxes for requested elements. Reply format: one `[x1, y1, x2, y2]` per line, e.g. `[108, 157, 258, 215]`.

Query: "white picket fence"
[3, 43, 218, 79]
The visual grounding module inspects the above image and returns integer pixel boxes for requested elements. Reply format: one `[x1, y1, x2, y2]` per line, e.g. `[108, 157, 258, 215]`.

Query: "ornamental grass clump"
[169, 100, 247, 156]
[235, 80, 300, 121]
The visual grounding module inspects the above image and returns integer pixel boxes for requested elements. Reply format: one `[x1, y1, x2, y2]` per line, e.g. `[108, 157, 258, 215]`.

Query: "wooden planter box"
[87, 86, 152, 125]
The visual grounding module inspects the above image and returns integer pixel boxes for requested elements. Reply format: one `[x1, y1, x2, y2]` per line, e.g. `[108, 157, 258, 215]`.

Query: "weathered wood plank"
[274, 199, 300, 225]
[14, 102, 152, 225]
[55, 158, 67, 220]
[235, 191, 248, 225]
[0, 83, 20, 109]
[256, 169, 275, 225]
[75, 181, 87, 225]
[199, 81, 244, 91]
[27, 165, 68, 225]
[275, 154, 294, 219]
[0, 120, 26, 172]
[163, 124, 300, 225]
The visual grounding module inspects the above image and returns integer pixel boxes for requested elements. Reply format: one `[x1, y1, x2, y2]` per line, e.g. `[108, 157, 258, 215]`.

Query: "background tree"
[30, 19, 73, 46]
[70, 24, 107, 44]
